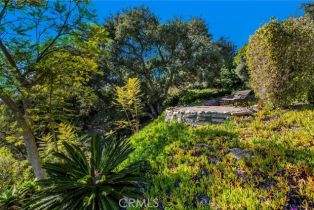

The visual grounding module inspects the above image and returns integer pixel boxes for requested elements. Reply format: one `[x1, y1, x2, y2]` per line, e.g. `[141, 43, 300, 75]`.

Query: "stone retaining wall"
[165, 106, 252, 126]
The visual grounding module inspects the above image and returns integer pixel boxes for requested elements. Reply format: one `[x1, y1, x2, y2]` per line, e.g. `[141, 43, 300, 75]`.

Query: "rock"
[258, 178, 277, 189]
[208, 155, 219, 165]
[251, 104, 259, 113]
[211, 118, 226, 123]
[204, 99, 220, 106]
[166, 106, 253, 126]
[195, 195, 211, 205]
[194, 143, 211, 149]
[229, 148, 251, 160]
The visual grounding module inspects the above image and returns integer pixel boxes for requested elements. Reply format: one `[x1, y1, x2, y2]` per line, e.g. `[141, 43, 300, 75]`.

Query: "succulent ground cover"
[125, 105, 314, 209]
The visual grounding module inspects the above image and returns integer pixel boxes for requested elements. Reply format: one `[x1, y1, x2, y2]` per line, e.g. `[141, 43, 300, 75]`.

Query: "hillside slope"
[126, 106, 314, 209]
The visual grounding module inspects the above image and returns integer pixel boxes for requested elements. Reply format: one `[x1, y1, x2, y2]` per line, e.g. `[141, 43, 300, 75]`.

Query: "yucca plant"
[28, 136, 145, 210]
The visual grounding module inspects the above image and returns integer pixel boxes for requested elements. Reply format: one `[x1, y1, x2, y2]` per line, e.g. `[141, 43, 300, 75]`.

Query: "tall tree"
[215, 37, 236, 70]
[0, 0, 97, 179]
[103, 7, 222, 118]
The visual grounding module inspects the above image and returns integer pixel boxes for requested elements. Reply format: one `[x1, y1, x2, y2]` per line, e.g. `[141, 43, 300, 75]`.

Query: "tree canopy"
[103, 7, 223, 117]
[0, 0, 106, 179]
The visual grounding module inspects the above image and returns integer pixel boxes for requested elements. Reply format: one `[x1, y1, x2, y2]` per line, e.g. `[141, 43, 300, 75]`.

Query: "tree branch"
[36, 2, 76, 62]
[0, 39, 30, 87]
[0, 90, 20, 115]
[0, 40, 17, 69]
[0, 0, 9, 23]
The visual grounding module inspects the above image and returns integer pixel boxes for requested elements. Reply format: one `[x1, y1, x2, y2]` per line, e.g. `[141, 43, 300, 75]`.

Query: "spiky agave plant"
[29, 136, 145, 210]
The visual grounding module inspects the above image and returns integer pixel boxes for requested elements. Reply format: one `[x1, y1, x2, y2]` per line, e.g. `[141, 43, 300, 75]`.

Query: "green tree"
[104, 7, 222, 118]
[234, 44, 250, 84]
[214, 38, 243, 90]
[29, 136, 145, 210]
[215, 66, 242, 91]
[0, 1, 103, 179]
[215, 37, 236, 70]
[246, 17, 314, 106]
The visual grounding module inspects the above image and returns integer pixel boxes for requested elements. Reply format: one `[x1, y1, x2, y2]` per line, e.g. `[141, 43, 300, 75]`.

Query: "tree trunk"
[18, 117, 46, 179]
[0, 93, 45, 179]
[148, 104, 158, 119]
[156, 103, 163, 115]
[148, 102, 164, 119]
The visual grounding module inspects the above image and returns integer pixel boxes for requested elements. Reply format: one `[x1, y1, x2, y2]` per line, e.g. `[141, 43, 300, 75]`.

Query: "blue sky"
[91, 0, 309, 48]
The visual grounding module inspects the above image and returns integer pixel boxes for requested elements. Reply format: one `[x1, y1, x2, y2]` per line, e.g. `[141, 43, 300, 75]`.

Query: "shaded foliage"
[165, 88, 229, 107]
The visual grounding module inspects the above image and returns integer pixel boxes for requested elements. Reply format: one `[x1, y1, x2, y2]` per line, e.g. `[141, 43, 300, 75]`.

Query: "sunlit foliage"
[114, 78, 143, 133]
[0, 147, 31, 192]
[246, 17, 314, 106]
[125, 106, 314, 209]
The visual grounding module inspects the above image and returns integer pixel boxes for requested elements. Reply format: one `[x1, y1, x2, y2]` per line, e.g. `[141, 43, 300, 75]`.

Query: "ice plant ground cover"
[124, 105, 314, 209]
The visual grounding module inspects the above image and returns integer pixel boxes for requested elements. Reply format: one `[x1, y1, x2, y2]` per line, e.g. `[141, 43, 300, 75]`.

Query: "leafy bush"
[0, 180, 36, 210]
[165, 88, 229, 107]
[0, 147, 32, 193]
[38, 123, 82, 161]
[246, 17, 314, 107]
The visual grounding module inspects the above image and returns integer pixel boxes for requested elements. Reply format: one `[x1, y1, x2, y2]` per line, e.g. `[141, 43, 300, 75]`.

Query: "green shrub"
[246, 17, 314, 107]
[165, 88, 229, 107]
[0, 180, 36, 210]
[0, 147, 32, 193]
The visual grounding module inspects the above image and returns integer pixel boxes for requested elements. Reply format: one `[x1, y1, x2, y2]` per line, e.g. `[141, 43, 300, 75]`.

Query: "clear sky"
[91, 0, 310, 49]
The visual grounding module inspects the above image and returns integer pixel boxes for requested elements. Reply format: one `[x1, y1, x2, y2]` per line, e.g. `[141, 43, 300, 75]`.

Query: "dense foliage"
[0, 1, 313, 209]
[0, 0, 106, 179]
[246, 17, 314, 106]
[103, 7, 227, 117]
[0, 147, 31, 192]
[125, 106, 314, 209]
[165, 88, 229, 107]
[233, 44, 249, 84]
